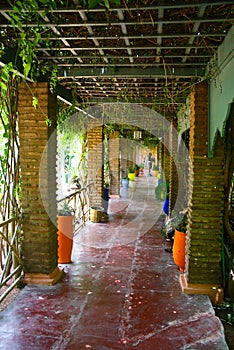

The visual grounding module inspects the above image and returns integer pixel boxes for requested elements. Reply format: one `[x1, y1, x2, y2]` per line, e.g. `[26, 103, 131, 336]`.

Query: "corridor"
[0, 175, 228, 349]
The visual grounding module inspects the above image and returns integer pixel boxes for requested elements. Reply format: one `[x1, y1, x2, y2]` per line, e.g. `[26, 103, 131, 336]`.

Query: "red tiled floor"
[0, 175, 229, 349]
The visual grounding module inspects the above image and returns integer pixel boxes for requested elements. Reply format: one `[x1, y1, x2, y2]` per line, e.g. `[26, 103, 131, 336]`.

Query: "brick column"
[162, 140, 170, 184]
[18, 82, 63, 285]
[180, 82, 224, 303]
[120, 138, 128, 178]
[109, 131, 120, 196]
[87, 124, 103, 208]
[155, 144, 159, 167]
[127, 141, 135, 171]
[169, 117, 179, 214]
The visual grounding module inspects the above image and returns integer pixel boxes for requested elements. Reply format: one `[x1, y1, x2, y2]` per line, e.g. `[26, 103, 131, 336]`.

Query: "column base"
[179, 273, 224, 305]
[23, 267, 64, 286]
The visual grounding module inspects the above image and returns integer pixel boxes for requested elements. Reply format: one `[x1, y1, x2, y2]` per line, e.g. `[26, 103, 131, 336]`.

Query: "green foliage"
[103, 123, 115, 138]
[57, 101, 88, 188]
[161, 211, 188, 239]
[57, 201, 74, 216]
[175, 212, 188, 233]
[134, 164, 140, 171]
[0, 0, 66, 115]
[153, 165, 159, 171]
[58, 101, 80, 127]
[4, 0, 64, 82]
[0, 69, 21, 222]
[128, 166, 135, 173]
[0, 63, 15, 95]
[71, 176, 81, 189]
[32, 96, 38, 109]
[50, 66, 58, 93]
[155, 182, 169, 200]
[4, 0, 120, 82]
[45, 116, 53, 126]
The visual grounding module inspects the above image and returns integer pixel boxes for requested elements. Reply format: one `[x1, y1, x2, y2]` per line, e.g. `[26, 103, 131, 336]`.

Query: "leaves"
[0, 69, 21, 222]
[6, 0, 57, 79]
[32, 96, 38, 109]
[0, 81, 8, 92]
[49, 66, 58, 93]
[45, 116, 53, 126]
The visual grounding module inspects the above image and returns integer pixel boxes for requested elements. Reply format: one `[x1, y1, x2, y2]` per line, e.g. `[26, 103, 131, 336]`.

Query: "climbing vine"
[0, 64, 22, 292]
[3, 0, 57, 78]
[0, 0, 65, 298]
[0, 65, 20, 217]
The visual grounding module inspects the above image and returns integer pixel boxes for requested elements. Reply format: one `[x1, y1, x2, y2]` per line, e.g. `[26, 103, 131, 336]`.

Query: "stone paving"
[0, 175, 228, 349]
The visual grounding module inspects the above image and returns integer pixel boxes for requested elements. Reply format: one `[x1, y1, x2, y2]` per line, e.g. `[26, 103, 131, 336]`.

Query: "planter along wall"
[173, 229, 186, 273]
[57, 215, 74, 264]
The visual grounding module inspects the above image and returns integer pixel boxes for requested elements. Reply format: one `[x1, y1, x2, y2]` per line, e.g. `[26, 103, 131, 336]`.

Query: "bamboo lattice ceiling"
[0, 0, 233, 112]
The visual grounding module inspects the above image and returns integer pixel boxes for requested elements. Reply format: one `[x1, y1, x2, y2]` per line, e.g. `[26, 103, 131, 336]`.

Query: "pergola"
[0, 0, 234, 302]
[0, 0, 233, 112]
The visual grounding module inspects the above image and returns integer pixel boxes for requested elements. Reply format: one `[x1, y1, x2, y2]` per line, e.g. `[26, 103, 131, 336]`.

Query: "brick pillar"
[109, 131, 120, 196]
[169, 117, 179, 214]
[18, 82, 63, 285]
[87, 124, 103, 208]
[158, 141, 163, 176]
[180, 82, 224, 303]
[163, 139, 170, 183]
[155, 144, 159, 166]
[127, 141, 135, 171]
[120, 138, 128, 178]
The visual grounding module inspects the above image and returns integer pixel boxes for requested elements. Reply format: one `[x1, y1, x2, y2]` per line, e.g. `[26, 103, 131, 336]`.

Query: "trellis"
[0, 71, 23, 302]
[57, 184, 92, 235]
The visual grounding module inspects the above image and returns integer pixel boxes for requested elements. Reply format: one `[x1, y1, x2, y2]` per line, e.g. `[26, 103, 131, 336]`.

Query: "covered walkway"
[0, 175, 228, 349]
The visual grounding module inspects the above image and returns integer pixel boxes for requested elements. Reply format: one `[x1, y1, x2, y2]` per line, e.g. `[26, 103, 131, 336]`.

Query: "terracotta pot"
[173, 229, 186, 272]
[57, 215, 74, 264]
[134, 169, 139, 176]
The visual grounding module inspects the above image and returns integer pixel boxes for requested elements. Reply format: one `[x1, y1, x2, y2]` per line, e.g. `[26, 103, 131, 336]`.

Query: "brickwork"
[126, 141, 135, 171]
[109, 131, 120, 196]
[155, 145, 159, 167]
[169, 118, 179, 214]
[120, 138, 128, 177]
[163, 143, 170, 184]
[87, 124, 103, 207]
[18, 82, 58, 277]
[186, 82, 224, 285]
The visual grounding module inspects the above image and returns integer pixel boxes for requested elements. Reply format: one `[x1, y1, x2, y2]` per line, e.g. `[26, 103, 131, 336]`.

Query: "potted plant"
[139, 163, 144, 175]
[172, 211, 188, 272]
[134, 164, 140, 177]
[57, 202, 75, 264]
[161, 210, 187, 266]
[128, 166, 135, 181]
[155, 181, 169, 200]
[153, 165, 159, 177]
[122, 176, 129, 189]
